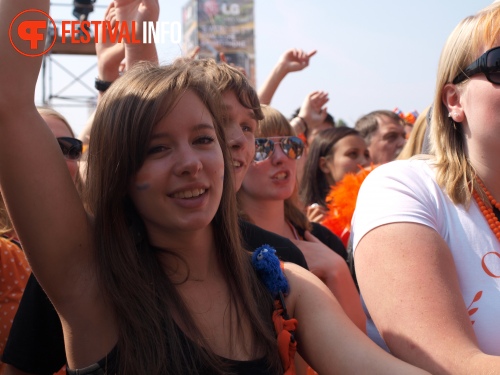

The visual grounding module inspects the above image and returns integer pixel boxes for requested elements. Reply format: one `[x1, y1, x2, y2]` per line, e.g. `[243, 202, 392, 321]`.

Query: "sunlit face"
[460, 39, 500, 154]
[241, 136, 297, 202]
[221, 91, 258, 191]
[367, 115, 406, 164]
[128, 90, 225, 245]
[320, 134, 370, 185]
[42, 115, 79, 182]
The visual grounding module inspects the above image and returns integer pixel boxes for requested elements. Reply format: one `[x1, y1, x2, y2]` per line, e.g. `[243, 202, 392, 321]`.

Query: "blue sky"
[36, 0, 494, 136]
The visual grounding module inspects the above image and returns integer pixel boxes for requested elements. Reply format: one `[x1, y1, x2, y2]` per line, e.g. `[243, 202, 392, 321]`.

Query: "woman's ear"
[442, 83, 465, 123]
[318, 156, 331, 174]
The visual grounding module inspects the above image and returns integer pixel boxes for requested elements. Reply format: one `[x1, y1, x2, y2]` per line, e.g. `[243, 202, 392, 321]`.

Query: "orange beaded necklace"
[473, 176, 500, 242]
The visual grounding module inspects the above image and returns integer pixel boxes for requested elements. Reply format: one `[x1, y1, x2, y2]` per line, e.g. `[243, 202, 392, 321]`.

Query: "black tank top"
[66, 329, 276, 375]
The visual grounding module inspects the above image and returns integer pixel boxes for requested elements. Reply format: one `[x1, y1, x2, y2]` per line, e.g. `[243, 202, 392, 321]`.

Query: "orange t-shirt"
[0, 237, 30, 355]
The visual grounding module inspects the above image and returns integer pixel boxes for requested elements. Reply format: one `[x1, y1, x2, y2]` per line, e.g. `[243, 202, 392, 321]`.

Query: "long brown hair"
[86, 62, 280, 374]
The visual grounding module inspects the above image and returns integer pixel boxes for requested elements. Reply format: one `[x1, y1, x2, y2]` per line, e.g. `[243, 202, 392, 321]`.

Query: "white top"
[352, 159, 500, 354]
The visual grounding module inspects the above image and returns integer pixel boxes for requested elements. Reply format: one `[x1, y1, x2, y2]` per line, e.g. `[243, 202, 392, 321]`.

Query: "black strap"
[1, 235, 21, 249]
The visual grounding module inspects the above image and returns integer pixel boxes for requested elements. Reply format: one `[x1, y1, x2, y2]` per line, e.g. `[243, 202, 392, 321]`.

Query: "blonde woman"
[238, 106, 366, 333]
[353, 3, 500, 374]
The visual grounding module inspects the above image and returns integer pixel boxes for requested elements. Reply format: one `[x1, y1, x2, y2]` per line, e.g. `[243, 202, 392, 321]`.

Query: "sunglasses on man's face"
[57, 137, 83, 160]
[254, 136, 304, 162]
[453, 46, 500, 85]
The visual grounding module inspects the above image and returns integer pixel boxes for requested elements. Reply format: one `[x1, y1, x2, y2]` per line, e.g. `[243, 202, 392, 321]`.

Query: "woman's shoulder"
[240, 220, 309, 269]
[360, 158, 438, 196]
[368, 158, 435, 179]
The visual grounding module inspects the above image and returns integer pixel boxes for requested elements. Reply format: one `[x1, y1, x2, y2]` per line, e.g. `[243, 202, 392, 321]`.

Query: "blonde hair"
[37, 107, 75, 136]
[397, 106, 431, 160]
[0, 194, 11, 236]
[432, 2, 500, 205]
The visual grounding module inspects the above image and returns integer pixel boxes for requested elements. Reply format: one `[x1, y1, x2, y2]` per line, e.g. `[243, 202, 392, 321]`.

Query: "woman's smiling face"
[128, 90, 225, 245]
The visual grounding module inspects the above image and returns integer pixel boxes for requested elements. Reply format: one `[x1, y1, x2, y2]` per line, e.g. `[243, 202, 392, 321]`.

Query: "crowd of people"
[0, 0, 499, 374]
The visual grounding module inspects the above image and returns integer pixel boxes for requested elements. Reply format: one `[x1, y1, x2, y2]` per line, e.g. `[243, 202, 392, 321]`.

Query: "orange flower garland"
[473, 176, 500, 242]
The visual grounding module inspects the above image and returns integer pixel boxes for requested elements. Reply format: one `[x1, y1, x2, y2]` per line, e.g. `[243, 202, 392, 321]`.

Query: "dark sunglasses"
[453, 46, 500, 85]
[57, 137, 83, 160]
[254, 136, 304, 162]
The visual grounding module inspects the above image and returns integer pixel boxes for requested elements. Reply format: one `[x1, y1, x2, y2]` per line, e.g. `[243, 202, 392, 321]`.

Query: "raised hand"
[277, 48, 317, 74]
[96, 1, 125, 82]
[258, 48, 317, 105]
[298, 90, 330, 131]
[113, 0, 160, 36]
[113, 0, 159, 68]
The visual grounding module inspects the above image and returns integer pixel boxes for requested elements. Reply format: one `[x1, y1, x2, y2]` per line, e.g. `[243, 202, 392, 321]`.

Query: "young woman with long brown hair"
[0, 1, 432, 374]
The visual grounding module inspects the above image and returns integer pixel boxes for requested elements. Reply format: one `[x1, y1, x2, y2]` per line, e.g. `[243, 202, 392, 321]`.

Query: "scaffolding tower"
[40, 2, 106, 110]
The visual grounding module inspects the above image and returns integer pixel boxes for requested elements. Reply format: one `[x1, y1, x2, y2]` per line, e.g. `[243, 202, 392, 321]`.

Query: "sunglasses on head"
[453, 46, 500, 85]
[57, 137, 83, 160]
[254, 136, 304, 162]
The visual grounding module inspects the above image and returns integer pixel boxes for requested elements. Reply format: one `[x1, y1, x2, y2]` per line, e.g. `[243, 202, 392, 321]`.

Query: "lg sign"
[221, 3, 240, 16]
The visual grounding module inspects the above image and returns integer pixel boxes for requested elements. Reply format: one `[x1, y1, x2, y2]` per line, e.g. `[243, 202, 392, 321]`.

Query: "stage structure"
[182, 0, 256, 86]
[41, 1, 104, 108]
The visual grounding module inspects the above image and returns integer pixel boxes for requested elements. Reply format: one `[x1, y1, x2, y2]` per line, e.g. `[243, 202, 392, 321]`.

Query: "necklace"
[473, 176, 500, 242]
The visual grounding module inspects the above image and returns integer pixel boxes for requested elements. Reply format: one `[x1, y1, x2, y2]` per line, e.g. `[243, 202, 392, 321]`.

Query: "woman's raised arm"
[0, 0, 93, 304]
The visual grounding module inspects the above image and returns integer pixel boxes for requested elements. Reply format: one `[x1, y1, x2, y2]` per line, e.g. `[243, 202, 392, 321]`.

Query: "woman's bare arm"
[356, 222, 500, 374]
[285, 263, 430, 374]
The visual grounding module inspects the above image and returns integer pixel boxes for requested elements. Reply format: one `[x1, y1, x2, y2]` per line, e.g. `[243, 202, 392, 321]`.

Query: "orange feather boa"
[321, 166, 376, 247]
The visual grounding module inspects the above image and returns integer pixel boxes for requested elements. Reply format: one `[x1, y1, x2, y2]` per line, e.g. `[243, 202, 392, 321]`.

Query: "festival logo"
[10, 9, 181, 57]
[9, 9, 57, 57]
